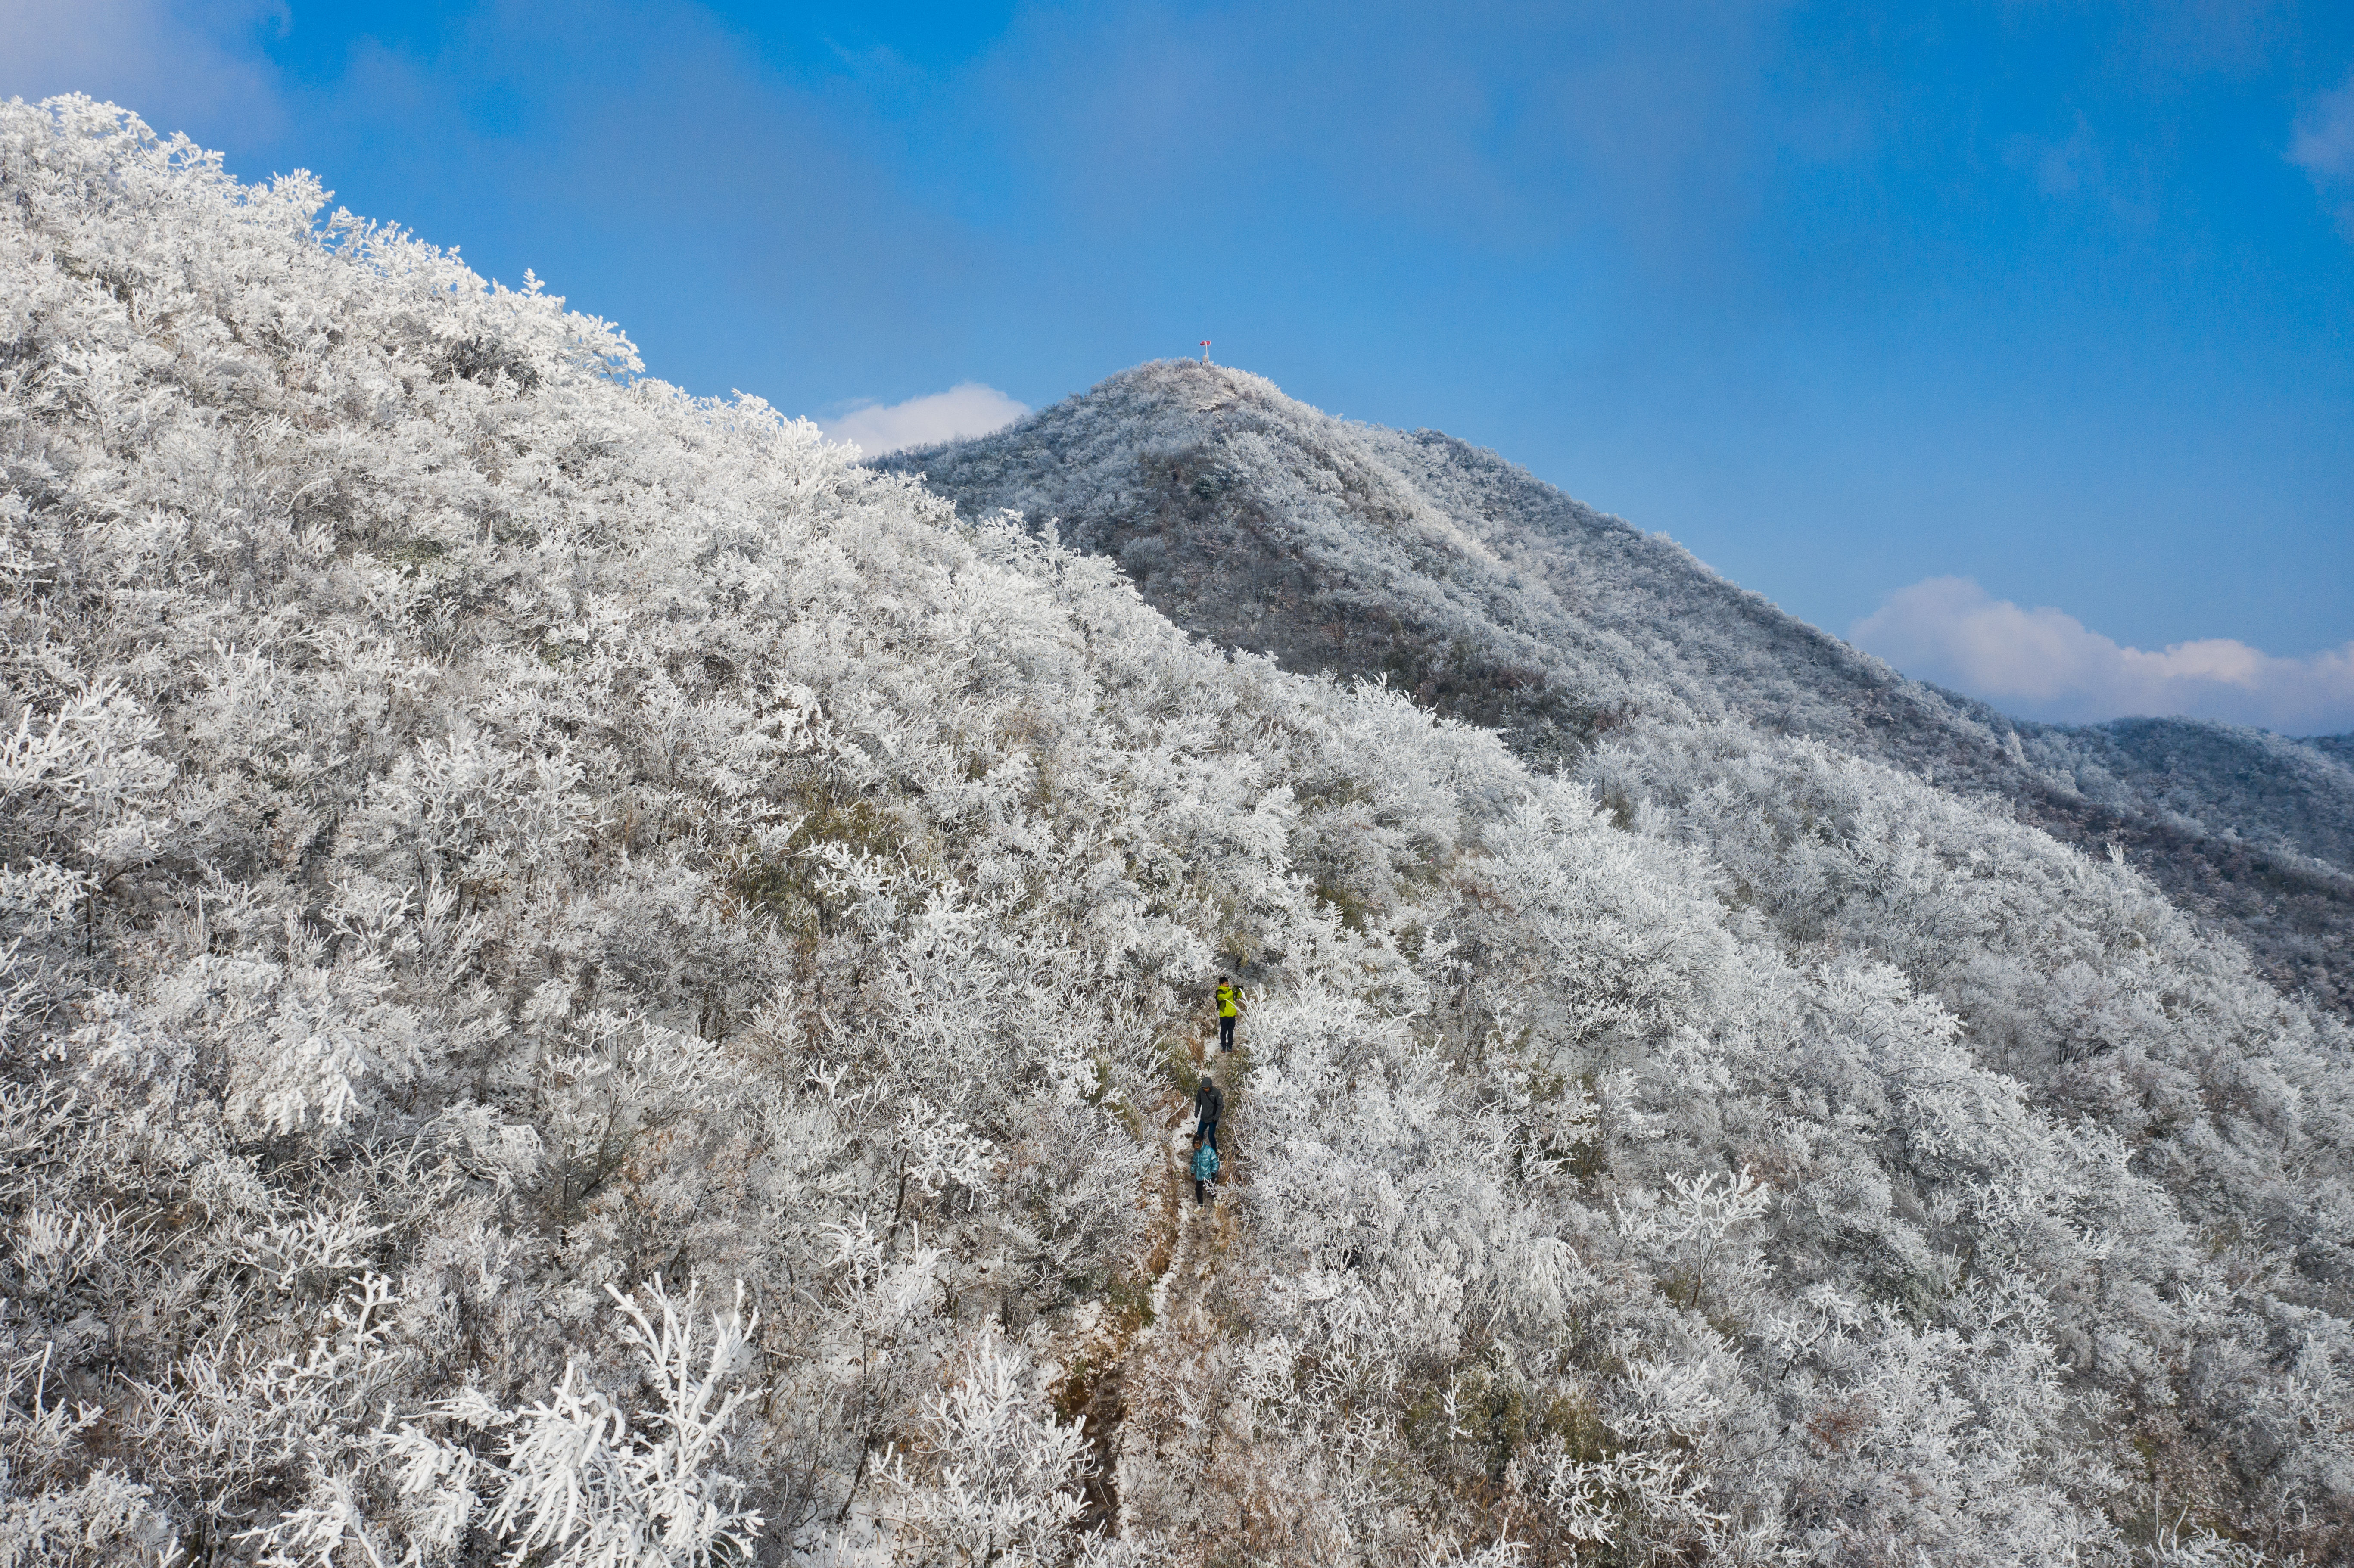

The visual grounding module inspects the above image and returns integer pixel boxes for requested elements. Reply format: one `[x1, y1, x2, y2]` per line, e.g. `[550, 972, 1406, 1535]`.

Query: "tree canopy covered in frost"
[3, 97, 2353, 1566]
[885, 365, 2354, 1014]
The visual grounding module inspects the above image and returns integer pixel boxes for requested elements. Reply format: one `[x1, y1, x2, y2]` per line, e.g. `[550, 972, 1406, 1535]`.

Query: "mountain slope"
[7, 100, 2354, 1567]
[881, 360, 2354, 1010]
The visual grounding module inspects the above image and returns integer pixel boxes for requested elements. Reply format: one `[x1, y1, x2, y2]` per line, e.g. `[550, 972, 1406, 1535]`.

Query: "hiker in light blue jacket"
[1191, 1134, 1220, 1207]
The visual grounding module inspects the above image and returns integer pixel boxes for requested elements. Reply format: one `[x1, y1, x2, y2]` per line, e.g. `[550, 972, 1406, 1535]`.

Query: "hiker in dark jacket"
[1194, 1075, 1224, 1149]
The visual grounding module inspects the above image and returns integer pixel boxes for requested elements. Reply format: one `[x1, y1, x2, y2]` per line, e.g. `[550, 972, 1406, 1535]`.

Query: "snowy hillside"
[6, 99, 2354, 1567]
[883, 363, 2354, 1013]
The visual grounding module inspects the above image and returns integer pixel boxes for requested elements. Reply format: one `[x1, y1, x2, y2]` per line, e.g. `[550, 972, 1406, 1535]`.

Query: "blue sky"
[8, 0, 2354, 731]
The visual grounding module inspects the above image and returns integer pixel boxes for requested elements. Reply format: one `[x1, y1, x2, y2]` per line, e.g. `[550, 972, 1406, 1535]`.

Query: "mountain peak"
[885, 360, 2354, 1010]
[884, 360, 1948, 753]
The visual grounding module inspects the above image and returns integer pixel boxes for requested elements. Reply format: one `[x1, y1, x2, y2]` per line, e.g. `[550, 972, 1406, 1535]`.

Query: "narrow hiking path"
[1059, 1020, 1281, 1555]
[1106, 1099, 1238, 1542]
[1057, 1023, 1356, 1561]
[1143, 1104, 1238, 1353]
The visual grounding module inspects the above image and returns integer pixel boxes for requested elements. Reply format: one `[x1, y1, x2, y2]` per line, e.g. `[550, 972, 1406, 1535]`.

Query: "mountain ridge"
[880, 358, 2354, 1009]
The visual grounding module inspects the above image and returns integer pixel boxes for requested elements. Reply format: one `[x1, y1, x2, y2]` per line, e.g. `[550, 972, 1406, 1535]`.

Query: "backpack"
[1192, 1143, 1221, 1180]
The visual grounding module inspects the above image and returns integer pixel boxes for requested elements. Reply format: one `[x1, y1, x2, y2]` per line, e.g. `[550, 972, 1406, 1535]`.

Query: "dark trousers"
[1196, 1116, 1219, 1149]
[1219, 1015, 1236, 1052]
[1195, 1178, 1211, 1206]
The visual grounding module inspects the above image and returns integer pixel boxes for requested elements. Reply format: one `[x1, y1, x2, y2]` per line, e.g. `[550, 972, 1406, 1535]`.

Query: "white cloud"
[816, 382, 1027, 456]
[2290, 71, 2354, 239]
[2005, 119, 2098, 199]
[2291, 75, 2354, 179]
[0, 0, 284, 142]
[1850, 576, 2354, 735]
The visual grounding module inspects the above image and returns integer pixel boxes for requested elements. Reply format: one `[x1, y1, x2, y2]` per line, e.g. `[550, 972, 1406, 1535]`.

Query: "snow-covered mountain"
[6, 100, 2354, 1567]
[881, 361, 2354, 1014]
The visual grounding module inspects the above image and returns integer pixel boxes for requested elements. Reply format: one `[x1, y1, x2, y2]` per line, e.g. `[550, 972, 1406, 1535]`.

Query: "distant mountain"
[881, 360, 2354, 1009]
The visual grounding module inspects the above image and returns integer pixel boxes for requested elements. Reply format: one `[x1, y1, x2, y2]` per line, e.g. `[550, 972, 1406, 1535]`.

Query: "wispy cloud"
[2290, 70, 2354, 240]
[0, 0, 284, 144]
[817, 382, 1027, 456]
[1851, 577, 2354, 734]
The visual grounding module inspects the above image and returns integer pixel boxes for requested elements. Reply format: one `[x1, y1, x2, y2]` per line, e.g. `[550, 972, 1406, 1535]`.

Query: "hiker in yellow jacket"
[1215, 976, 1242, 1054]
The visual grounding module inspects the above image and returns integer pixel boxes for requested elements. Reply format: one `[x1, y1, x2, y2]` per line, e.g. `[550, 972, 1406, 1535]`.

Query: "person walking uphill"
[1191, 1134, 1221, 1207]
[1194, 1074, 1224, 1150]
[1215, 976, 1242, 1053]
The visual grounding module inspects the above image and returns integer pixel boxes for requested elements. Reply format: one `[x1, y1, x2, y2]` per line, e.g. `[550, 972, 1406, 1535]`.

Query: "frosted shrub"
[384, 1280, 764, 1567]
[878, 1333, 1092, 1567]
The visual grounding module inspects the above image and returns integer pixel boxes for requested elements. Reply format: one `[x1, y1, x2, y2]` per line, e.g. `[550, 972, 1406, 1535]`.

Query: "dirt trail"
[1102, 1087, 1385, 1564]
[1060, 1028, 1250, 1546]
[1103, 1110, 1231, 1536]
[1147, 1115, 1230, 1331]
